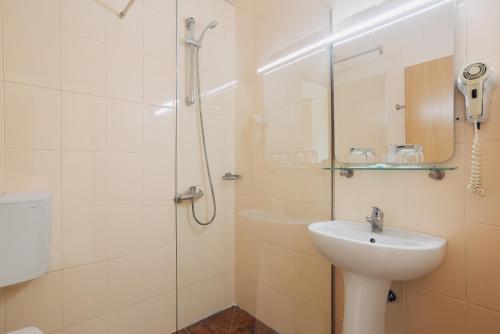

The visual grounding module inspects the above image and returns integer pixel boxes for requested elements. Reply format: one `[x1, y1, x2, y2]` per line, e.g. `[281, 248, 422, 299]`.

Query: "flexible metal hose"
[191, 47, 217, 225]
[467, 119, 485, 196]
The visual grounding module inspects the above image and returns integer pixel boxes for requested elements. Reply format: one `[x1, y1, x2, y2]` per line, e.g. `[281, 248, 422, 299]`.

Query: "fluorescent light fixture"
[257, 0, 453, 75]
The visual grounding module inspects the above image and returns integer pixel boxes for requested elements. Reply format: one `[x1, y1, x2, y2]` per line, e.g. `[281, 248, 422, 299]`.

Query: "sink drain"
[369, 238, 376, 243]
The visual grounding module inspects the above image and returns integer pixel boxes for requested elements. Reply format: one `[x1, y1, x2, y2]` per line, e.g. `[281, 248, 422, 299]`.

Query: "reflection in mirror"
[334, 0, 455, 164]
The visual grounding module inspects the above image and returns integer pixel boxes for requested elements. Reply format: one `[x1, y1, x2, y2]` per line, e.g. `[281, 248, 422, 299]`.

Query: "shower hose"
[191, 46, 217, 225]
[467, 119, 485, 196]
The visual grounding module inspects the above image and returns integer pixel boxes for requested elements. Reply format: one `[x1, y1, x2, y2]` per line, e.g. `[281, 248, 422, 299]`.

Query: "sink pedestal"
[342, 271, 392, 334]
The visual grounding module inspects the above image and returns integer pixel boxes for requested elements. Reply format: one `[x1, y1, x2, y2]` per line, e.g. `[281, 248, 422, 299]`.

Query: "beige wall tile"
[143, 154, 175, 202]
[61, 0, 106, 42]
[406, 216, 466, 300]
[143, 201, 175, 250]
[467, 0, 500, 59]
[61, 33, 106, 96]
[3, 15, 60, 89]
[107, 204, 143, 258]
[144, 293, 176, 334]
[405, 287, 466, 334]
[405, 144, 465, 221]
[144, 55, 176, 107]
[107, 254, 145, 311]
[467, 304, 500, 334]
[4, 83, 61, 150]
[145, 247, 176, 298]
[107, 303, 145, 334]
[106, 153, 142, 205]
[202, 275, 227, 316]
[63, 317, 107, 334]
[62, 207, 107, 268]
[178, 241, 202, 288]
[143, 106, 175, 154]
[106, 99, 143, 153]
[62, 92, 106, 151]
[270, 289, 295, 334]
[62, 262, 107, 326]
[466, 224, 500, 311]
[4, 272, 63, 333]
[106, 46, 143, 103]
[201, 236, 226, 279]
[294, 252, 329, 311]
[5, 149, 61, 210]
[294, 301, 328, 334]
[271, 245, 295, 297]
[1, 0, 60, 28]
[106, 0, 143, 53]
[178, 282, 204, 329]
[62, 151, 106, 210]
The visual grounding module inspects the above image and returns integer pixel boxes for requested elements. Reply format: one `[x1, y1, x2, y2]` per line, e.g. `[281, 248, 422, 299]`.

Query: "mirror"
[333, 0, 455, 164]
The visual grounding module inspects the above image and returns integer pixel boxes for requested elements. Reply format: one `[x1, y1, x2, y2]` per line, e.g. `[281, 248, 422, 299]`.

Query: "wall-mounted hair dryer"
[458, 62, 496, 196]
[458, 62, 496, 124]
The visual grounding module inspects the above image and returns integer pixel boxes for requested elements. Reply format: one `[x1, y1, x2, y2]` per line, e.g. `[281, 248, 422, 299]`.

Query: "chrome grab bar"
[174, 186, 204, 204]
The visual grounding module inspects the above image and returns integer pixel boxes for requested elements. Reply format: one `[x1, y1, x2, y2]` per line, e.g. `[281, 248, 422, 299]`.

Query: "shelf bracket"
[428, 169, 446, 180]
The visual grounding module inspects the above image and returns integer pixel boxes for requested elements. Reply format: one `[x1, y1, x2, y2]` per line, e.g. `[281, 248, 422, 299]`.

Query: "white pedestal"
[342, 271, 392, 334]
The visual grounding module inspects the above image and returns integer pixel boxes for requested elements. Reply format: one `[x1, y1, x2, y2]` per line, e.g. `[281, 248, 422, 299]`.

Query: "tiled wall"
[0, 0, 237, 332]
[234, 0, 333, 333]
[334, 0, 500, 333]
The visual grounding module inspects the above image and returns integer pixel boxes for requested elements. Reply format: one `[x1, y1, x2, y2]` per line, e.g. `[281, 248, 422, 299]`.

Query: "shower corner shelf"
[325, 164, 458, 180]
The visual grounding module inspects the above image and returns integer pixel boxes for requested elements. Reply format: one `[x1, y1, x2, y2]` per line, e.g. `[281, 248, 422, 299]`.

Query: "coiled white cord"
[467, 119, 485, 196]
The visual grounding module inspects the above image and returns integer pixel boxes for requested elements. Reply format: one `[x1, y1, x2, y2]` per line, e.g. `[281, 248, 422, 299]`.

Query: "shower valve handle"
[174, 185, 204, 203]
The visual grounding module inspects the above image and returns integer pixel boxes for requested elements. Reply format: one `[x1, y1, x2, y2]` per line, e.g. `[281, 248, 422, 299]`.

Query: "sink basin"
[309, 220, 446, 281]
[309, 220, 446, 334]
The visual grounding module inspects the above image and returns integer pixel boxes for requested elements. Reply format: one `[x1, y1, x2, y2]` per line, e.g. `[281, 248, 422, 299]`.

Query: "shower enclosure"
[175, 0, 333, 332]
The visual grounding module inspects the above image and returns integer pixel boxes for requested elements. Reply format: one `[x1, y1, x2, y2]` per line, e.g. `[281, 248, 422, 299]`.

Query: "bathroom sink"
[308, 220, 446, 281]
[308, 220, 446, 334]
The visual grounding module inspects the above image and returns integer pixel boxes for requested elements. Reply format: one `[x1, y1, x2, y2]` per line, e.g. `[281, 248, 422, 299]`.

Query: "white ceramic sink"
[309, 220, 446, 334]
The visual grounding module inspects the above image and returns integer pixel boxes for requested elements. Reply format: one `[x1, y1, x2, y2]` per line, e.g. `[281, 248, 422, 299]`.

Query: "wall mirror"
[333, 0, 455, 164]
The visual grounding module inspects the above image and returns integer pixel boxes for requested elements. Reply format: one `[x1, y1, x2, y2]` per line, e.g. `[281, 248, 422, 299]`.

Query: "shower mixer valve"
[174, 186, 204, 204]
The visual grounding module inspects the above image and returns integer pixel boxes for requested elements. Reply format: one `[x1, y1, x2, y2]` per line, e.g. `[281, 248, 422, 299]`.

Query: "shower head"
[198, 21, 218, 46]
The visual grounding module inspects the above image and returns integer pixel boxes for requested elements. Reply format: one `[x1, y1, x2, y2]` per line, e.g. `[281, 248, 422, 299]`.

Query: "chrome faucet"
[366, 207, 384, 233]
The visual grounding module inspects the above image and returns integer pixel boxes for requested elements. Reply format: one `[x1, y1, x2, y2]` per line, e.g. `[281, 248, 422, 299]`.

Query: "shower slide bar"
[334, 45, 384, 64]
[118, 0, 136, 18]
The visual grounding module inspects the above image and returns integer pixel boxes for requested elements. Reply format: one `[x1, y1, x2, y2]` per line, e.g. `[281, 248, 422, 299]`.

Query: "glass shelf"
[325, 163, 458, 180]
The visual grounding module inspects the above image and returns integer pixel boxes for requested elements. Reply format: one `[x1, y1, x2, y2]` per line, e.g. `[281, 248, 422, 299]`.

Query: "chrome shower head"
[198, 20, 218, 46]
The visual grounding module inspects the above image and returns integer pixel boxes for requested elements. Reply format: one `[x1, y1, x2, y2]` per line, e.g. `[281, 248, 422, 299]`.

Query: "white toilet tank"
[0, 192, 51, 288]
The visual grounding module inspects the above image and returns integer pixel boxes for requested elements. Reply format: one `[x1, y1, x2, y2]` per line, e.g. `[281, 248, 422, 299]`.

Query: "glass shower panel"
[233, 0, 333, 333]
[175, 0, 238, 331]
[175, 0, 333, 332]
